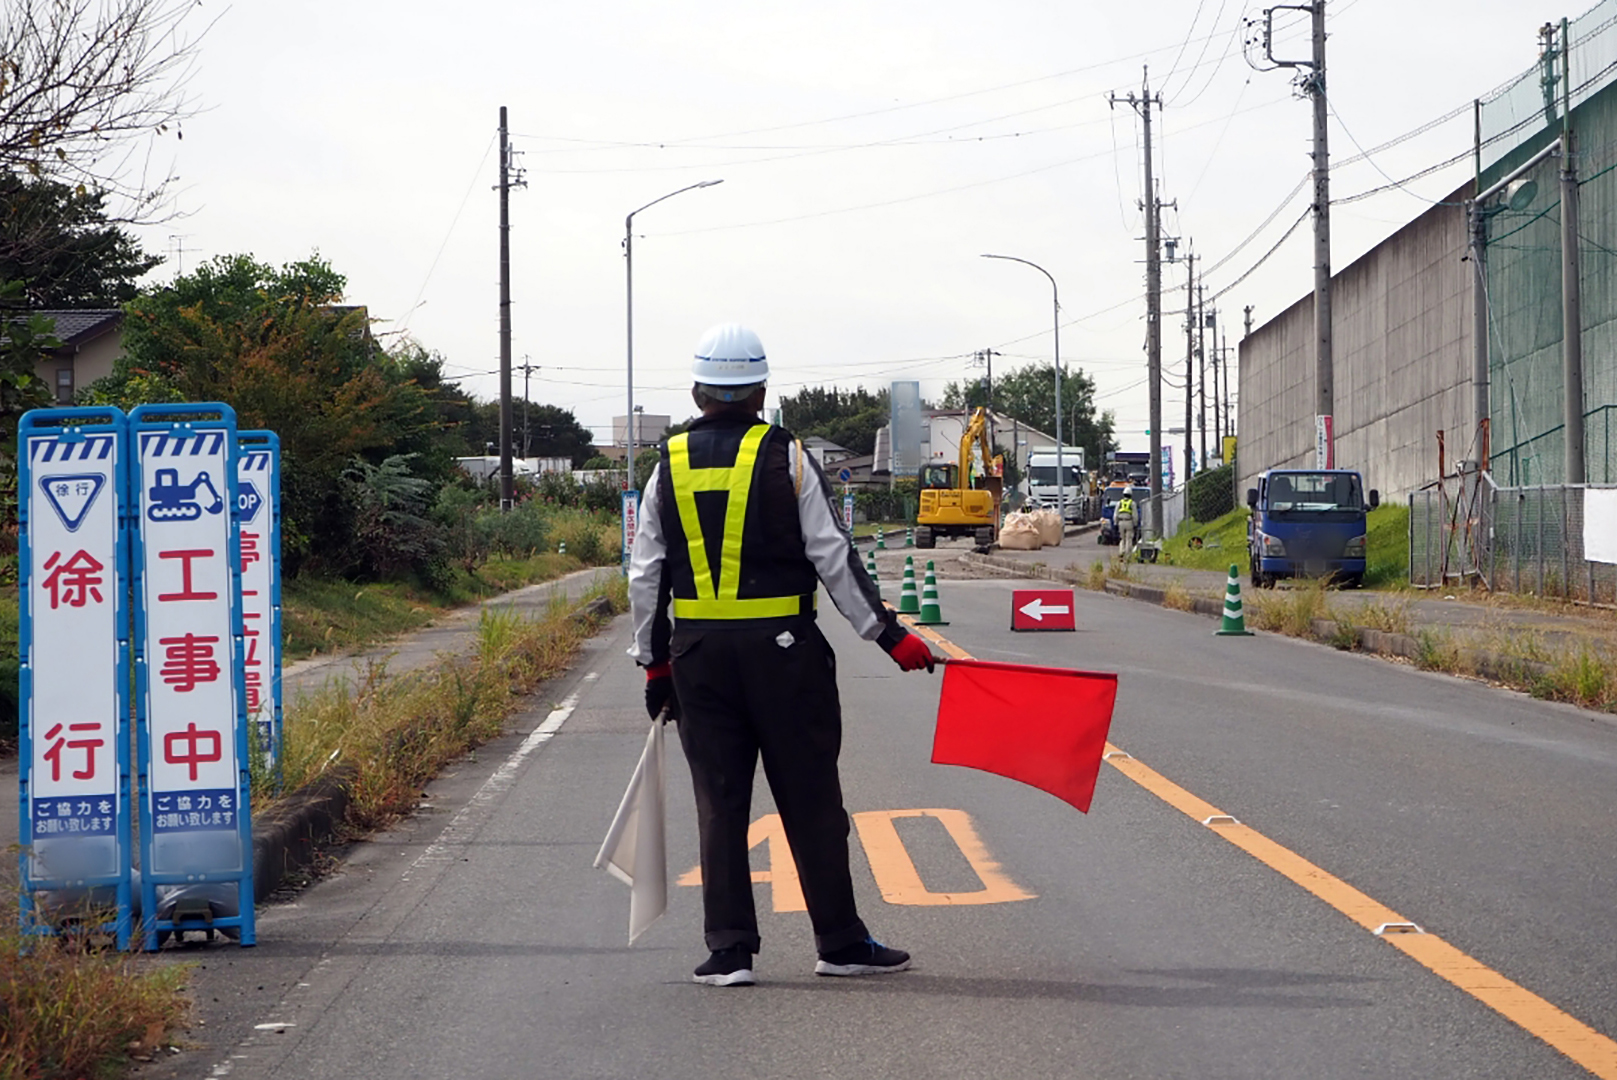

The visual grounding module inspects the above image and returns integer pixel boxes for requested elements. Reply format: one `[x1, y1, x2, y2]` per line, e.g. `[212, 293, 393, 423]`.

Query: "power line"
[398, 134, 496, 335]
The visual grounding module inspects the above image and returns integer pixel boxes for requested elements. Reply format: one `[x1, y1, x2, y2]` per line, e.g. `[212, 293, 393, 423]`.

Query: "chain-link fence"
[1412, 479, 1617, 602]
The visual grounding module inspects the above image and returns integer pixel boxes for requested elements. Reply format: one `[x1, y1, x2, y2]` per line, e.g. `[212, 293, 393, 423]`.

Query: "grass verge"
[273, 575, 628, 828]
[1, 899, 189, 1080]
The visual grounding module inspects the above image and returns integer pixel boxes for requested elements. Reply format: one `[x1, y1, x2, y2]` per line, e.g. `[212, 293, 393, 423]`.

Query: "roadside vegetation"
[1, 904, 190, 1079]
[274, 576, 627, 826]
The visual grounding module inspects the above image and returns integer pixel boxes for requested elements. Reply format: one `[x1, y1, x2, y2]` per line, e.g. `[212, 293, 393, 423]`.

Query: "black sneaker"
[814, 938, 911, 977]
[693, 946, 756, 986]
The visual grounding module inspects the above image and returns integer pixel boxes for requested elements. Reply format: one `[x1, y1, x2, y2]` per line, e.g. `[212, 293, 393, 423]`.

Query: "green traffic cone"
[898, 555, 920, 614]
[1216, 563, 1254, 636]
[866, 550, 881, 600]
[905, 527, 914, 547]
[558, 540, 567, 556]
[917, 565, 949, 625]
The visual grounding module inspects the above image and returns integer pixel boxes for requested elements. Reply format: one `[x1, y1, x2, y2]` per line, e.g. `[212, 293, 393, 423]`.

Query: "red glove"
[645, 661, 679, 720]
[886, 633, 937, 673]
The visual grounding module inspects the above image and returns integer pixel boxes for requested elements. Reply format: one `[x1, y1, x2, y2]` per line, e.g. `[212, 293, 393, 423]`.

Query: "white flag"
[594, 718, 668, 943]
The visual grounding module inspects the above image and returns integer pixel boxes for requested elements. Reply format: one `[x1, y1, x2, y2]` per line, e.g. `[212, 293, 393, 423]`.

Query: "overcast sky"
[131, 0, 1573, 452]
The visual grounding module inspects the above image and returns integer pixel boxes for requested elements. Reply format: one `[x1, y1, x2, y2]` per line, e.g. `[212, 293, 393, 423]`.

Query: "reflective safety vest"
[1117, 498, 1135, 517]
[663, 422, 817, 621]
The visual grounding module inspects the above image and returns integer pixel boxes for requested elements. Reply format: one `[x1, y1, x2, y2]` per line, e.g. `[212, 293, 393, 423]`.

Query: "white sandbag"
[1033, 509, 1063, 547]
[998, 512, 1043, 550]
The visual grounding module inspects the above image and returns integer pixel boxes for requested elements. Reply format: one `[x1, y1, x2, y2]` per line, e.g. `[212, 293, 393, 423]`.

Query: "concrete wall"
[1237, 180, 1475, 502]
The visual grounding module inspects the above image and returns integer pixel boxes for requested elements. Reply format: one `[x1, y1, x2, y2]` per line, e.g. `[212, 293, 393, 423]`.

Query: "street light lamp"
[982, 254, 1064, 519]
[625, 179, 723, 482]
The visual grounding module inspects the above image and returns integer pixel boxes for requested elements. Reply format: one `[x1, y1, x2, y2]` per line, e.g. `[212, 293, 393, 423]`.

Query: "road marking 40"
[677, 808, 1035, 911]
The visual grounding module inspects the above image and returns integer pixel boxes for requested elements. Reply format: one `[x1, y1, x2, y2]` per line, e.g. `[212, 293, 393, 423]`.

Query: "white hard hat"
[691, 323, 769, 386]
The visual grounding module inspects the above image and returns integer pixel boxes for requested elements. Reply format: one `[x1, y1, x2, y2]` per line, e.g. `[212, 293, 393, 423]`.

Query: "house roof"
[30, 309, 123, 345]
[801, 435, 851, 454]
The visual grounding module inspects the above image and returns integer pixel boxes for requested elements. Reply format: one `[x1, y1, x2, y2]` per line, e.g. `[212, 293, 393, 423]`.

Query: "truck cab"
[1023, 447, 1087, 521]
[1246, 469, 1379, 588]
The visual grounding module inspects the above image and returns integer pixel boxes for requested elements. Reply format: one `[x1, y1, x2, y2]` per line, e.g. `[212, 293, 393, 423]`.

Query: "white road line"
[403, 673, 597, 878]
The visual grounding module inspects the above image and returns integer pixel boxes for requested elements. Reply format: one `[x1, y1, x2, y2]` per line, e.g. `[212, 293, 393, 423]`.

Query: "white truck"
[1023, 447, 1087, 520]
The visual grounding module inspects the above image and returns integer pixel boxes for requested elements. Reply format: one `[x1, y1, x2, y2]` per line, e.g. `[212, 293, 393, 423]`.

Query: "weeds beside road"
[274, 575, 627, 827]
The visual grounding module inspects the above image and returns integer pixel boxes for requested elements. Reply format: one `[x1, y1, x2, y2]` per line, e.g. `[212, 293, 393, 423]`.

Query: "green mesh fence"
[1483, 1, 1617, 487]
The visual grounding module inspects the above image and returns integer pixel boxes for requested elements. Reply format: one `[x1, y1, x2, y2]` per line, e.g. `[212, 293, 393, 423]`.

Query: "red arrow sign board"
[1011, 589, 1076, 631]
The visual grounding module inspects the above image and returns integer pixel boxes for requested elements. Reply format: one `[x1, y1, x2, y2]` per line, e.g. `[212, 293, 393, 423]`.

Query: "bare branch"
[0, 0, 209, 221]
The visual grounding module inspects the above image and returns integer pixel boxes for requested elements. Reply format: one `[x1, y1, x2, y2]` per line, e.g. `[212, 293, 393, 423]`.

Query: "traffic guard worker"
[627, 323, 937, 987]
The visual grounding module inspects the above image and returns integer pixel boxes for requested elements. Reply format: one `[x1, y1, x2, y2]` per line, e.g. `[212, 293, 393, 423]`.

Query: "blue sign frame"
[129, 403, 254, 949]
[17, 407, 134, 947]
[237, 431, 282, 789]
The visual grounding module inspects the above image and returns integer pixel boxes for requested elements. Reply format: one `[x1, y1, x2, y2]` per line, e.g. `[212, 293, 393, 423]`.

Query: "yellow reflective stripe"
[666, 424, 771, 607]
[672, 594, 814, 619]
[666, 434, 715, 601]
[717, 426, 769, 601]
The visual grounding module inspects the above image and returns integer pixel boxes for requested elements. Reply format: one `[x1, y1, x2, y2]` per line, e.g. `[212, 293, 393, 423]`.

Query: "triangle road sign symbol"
[40, 473, 107, 532]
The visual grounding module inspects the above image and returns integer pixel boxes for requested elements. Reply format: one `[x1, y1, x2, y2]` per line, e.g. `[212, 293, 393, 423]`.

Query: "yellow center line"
[900, 612, 1617, 1079]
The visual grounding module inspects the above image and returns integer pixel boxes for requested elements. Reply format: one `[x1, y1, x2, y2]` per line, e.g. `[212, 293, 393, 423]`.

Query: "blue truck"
[1246, 469, 1380, 588]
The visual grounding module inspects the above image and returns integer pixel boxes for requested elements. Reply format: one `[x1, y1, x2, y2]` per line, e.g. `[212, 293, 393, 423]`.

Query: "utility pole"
[496, 106, 527, 510]
[1209, 307, 1222, 452]
[1197, 281, 1209, 472]
[1557, 16, 1586, 484]
[1310, 0, 1332, 468]
[1244, 304, 1254, 339]
[1256, 0, 1332, 467]
[1111, 67, 1165, 526]
[519, 356, 537, 460]
[976, 348, 999, 459]
[1183, 250, 1196, 483]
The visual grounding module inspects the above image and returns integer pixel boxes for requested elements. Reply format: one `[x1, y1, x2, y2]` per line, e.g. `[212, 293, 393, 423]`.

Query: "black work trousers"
[670, 616, 869, 956]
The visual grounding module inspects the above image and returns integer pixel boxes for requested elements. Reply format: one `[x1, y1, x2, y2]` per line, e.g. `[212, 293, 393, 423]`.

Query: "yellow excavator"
[916, 407, 1003, 550]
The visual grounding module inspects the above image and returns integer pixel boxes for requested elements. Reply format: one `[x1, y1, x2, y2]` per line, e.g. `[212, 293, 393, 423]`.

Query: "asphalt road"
[147, 574, 1617, 1080]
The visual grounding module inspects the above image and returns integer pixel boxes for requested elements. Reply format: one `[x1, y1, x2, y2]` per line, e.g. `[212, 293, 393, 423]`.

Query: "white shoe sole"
[693, 968, 756, 986]
[814, 957, 912, 977]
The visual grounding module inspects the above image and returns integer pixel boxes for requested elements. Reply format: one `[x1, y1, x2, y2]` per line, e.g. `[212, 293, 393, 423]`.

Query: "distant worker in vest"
[1115, 493, 1137, 560]
[627, 323, 938, 987]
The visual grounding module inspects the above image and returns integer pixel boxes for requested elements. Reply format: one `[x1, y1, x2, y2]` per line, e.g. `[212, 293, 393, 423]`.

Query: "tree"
[943, 361, 1115, 470]
[0, 0, 205, 213]
[460, 399, 597, 466]
[84, 253, 441, 573]
[778, 386, 889, 455]
[0, 170, 162, 306]
[0, 280, 59, 530]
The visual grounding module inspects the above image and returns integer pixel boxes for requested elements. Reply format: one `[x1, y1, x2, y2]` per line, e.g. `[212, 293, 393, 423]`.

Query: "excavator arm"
[957, 407, 998, 489]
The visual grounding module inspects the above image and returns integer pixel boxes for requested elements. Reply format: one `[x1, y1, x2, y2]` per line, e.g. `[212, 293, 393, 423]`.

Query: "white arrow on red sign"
[1010, 588, 1077, 631]
[1018, 598, 1070, 622]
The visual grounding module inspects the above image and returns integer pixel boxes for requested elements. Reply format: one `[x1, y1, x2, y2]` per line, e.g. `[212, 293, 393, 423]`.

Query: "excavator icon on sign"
[147, 468, 225, 522]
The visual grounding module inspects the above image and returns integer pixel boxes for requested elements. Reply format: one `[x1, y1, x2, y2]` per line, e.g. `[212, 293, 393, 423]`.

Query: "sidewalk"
[2, 566, 618, 892]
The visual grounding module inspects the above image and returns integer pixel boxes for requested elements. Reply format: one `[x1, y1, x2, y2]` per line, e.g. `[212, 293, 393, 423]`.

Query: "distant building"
[26, 310, 124, 404]
[875, 409, 1059, 476]
[800, 435, 855, 469]
[612, 412, 672, 447]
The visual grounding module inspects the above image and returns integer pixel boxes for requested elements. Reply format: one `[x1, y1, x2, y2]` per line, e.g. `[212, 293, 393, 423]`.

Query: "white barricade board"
[134, 424, 245, 877]
[22, 422, 127, 885]
[236, 436, 280, 765]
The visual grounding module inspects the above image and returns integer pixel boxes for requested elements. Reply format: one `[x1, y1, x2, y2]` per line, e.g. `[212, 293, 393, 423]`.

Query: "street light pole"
[983, 254, 1062, 519]
[624, 179, 723, 484]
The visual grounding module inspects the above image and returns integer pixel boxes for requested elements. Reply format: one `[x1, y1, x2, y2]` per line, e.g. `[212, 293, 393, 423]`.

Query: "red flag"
[931, 659, 1118, 813]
